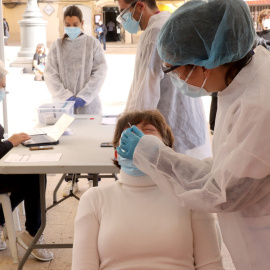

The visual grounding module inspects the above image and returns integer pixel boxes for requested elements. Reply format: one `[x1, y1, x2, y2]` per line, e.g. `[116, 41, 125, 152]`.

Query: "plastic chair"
[0, 194, 19, 263]
[13, 202, 25, 232]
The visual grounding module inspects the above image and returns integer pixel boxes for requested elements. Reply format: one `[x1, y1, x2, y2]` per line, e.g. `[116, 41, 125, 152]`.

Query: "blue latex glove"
[74, 97, 86, 109]
[67, 96, 76, 101]
[116, 126, 144, 159]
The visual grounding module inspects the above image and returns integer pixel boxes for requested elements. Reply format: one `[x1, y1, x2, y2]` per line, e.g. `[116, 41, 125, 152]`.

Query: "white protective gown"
[133, 46, 270, 270]
[125, 11, 211, 159]
[44, 34, 107, 114]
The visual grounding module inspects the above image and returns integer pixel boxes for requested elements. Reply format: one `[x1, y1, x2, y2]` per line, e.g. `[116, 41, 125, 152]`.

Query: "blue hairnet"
[157, 0, 255, 69]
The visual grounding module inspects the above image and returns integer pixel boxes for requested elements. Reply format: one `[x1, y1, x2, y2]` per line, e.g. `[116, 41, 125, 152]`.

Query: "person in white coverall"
[117, 0, 270, 269]
[44, 5, 107, 196]
[117, 0, 211, 159]
[72, 110, 224, 270]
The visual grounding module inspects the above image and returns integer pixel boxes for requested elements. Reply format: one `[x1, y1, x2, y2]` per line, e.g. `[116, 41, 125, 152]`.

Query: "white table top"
[0, 115, 119, 175]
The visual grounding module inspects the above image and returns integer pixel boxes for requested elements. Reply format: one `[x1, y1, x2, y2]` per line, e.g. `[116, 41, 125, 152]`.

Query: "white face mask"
[263, 19, 270, 29]
[0, 88, 6, 102]
[170, 66, 210, 98]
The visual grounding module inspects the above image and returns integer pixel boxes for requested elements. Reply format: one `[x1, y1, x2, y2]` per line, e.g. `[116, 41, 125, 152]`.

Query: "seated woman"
[0, 61, 53, 261]
[72, 110, 224, 270]
[32, 43, 46, 81]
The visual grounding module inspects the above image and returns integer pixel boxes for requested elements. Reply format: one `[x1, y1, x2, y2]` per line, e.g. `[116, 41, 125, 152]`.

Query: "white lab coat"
[44, 34, 107, 114]
[125, 11, 211, 159]
[133, 46, 270, 270]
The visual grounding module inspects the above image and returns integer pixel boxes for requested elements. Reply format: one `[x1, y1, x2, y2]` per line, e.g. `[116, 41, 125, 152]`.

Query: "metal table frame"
[0, 115, 119, 269]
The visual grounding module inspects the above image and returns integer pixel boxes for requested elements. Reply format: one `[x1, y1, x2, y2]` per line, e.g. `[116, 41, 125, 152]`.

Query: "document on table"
[101, 117, 117, 125]
[5, 153, 62, 163]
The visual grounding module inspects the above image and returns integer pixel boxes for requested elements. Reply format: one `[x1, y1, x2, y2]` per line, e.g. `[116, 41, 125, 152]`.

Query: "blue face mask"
[170, 67, 210, 98]
[0, 88, 6, 102]
[122, 8, 143, 34]
[118, 156, 146, 177]
[64, 27, 81, 40]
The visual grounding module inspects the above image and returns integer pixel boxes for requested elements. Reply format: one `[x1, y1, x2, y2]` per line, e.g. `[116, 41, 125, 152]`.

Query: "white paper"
[5, 153, 62, 163]
[101, 117, 117, 125]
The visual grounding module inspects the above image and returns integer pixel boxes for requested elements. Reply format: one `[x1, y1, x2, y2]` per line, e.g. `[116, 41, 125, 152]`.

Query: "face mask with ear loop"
[121, 3, 144, 34]
[0, 88, 6, 102]
[118, 156, 146, 177]
[170, 66, 211, 98]
[263, 19, 270, 29]
[64, 27, 81, 40]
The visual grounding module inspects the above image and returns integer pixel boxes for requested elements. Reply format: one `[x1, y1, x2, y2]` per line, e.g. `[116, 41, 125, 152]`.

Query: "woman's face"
[0, 77, 6, 89]
[39, 46, 45, 54]
[263, 17, 270, 29]
[164, 62, 229, 92]
[163, 63, 205, 87]
[115, 121, 163, 160]
[64, 16, 83, 29]
[135, 121, 163, 141]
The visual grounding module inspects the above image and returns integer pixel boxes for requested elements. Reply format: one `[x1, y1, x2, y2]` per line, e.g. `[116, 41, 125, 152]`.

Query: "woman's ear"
[81, 20, 84, 30]
[202, 67, 211, 78]
[137, 1, 146, 12]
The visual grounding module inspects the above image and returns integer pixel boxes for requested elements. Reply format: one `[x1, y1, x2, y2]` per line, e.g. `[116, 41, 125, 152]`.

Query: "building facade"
[2, 0, 185, 46]
[3, 0, 269, 46]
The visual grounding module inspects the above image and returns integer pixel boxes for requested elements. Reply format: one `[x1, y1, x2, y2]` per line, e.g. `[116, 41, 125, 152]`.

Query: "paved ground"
[0, 43, 235, 269]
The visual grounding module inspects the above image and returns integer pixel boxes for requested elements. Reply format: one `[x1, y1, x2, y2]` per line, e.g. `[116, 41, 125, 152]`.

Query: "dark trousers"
[209, 94, 218, 131]
[0, 174, 45, 236]
[98, 35, 106, 51]
[108, 31, 115, 41]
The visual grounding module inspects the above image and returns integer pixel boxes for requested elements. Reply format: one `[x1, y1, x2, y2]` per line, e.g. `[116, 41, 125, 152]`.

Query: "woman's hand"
[8, 133, 31, 146]
[74, 97, 86, 108]
[116, 126, 144, 159]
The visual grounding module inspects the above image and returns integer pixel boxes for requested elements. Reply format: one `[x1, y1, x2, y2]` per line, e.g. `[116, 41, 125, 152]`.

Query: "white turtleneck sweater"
[72, 171, 224, 270]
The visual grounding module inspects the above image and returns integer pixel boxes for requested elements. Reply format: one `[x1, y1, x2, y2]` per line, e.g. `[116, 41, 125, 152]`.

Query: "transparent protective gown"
[133, 46, 270, 270]
[44, 34, 107, 114]
[125, 11, 211, 159]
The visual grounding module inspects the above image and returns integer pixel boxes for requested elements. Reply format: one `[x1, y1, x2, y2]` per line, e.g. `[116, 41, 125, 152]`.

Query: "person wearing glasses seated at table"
[44, 5, 108, 197]
[72, 110, 224, 270]
[0, 61, 53, 261]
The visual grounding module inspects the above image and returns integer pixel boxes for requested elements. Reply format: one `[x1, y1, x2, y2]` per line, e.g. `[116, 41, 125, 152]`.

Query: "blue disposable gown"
[125, 11, 211, 159]
[44, 34, 107, 114]
[133, 46, 270, 270]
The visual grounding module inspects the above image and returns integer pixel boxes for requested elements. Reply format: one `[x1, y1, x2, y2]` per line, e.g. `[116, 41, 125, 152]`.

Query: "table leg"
[18, 174, 46, 270]
[92, 174, 98, 187]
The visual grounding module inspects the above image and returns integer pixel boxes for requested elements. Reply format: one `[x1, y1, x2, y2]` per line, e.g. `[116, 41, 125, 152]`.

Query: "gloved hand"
[74, 97, 86, 109]
[67, 96, 76, 101]
[116, 126, 144, 159]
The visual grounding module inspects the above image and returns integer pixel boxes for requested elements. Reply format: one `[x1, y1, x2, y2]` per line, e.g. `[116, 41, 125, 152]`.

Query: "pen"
[53, 106, 56, 118]
[128, 122, 132, 127]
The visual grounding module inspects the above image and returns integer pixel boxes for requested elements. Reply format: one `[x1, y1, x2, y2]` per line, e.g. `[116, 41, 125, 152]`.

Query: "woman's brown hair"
[258, 9, 270, 29]
[224, 50, 254, 86]
[112, 110, 174, 168]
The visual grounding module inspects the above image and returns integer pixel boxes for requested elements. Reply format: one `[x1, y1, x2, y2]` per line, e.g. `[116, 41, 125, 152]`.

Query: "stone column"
[18, 0, 47, 57]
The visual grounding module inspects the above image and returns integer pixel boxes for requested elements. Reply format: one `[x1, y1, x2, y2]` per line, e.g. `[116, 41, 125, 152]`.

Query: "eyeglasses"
[162, 61, 181, 79]
[116, 0, 139, 24]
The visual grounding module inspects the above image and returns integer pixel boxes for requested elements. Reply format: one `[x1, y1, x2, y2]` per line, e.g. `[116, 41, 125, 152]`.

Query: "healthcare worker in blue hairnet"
[117, 0, 270, 269]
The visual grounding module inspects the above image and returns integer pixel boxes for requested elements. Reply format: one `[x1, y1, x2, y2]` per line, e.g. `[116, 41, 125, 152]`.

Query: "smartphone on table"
[29, 146, 54, 151]
[100, 142, 113, 147]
